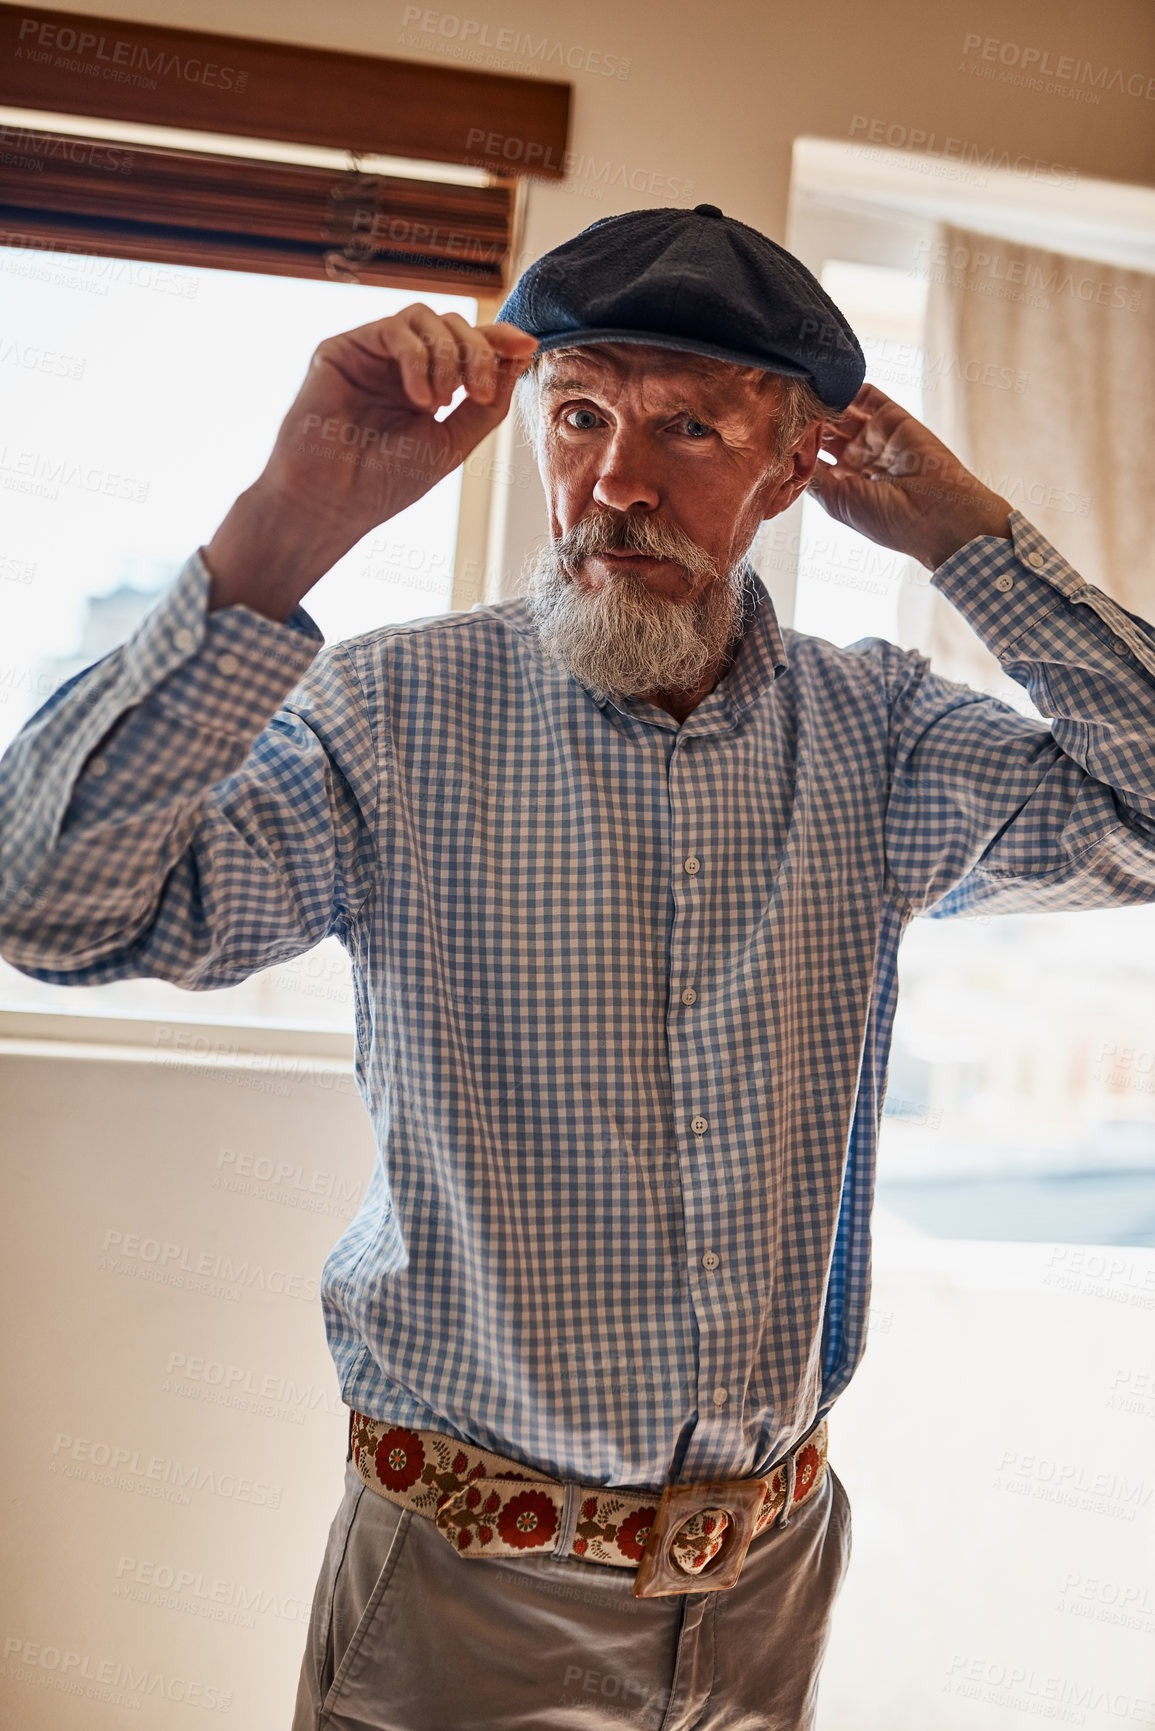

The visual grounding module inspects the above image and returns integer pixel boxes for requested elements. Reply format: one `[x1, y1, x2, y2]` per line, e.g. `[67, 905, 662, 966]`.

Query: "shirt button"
[172, 627, 196, 653]
[712, 1386, 729, 1407]
[690, 1115, 708, 1136]
[683, 856, 700, 875]
[701, 1250, 720, 1271]
[1111, 638, 1130, 657]
[1027, 551, 1046, 568]
[681, 986, 697, 1005]
[994, 573, 1014, 593]
[217, 651, 240, 676]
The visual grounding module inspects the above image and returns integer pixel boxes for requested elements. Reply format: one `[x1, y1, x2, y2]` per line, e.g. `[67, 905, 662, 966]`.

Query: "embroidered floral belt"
[348, 1411, 829, 1598]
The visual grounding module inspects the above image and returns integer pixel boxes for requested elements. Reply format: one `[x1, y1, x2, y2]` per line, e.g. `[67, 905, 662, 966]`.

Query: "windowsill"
[0, 1003, 354, 1069]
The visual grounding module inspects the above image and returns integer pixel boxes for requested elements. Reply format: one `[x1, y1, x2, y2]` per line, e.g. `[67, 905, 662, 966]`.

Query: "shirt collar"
[719, 564, 790, 712]
[589, 564, 789, 732]
[497, 562, 789, 732]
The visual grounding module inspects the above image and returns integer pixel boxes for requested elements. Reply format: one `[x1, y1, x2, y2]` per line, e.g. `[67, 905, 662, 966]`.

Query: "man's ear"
[757, 421, 824, 522]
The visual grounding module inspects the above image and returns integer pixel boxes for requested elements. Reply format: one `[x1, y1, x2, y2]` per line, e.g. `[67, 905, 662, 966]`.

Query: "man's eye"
[680, 418, 713, 439]
[564, 408, 601, 430]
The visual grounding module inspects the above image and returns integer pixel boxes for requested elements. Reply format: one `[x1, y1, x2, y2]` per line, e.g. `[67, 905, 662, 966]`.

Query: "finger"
[406, 304, 471, 407]
[438, 349, 536, 463]
[805, 459, 858, 520]
[806, 464, 906, 543]
[410, 312, 539, 407]
[476, 320, 540, 357]
[846, 381, 894, 417]
[831, 384, 904, 438]
[838, 400, 914, 472]
[870, 413, 954, 482]
[806, 458, 844, 498]
[312, 311, 442, 410]
[357, 316, 440, 411]
[819, 407, 868, 461]
[822, 403, 868, 439]
[834, 421, 888, 472]
[381, 326, 438, 410]
[442, 311, 499, 405]
[477, 322, 539, 400]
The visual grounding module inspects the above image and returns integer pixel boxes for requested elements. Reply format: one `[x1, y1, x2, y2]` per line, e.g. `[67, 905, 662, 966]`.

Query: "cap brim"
[521, 327, 813, 381]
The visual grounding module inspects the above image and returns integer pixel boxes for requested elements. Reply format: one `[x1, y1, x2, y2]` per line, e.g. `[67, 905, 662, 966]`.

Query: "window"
[787, 141, 1155, 1254]
[794, 259, 932, 649]
[789, 256, 1155, 1252]
[0, 249, 480, 1029]
[0, 5, 570, 1034]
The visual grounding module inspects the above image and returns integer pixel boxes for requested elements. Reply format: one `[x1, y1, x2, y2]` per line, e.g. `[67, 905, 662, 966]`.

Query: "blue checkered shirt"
[4, 512, 1155, 1489]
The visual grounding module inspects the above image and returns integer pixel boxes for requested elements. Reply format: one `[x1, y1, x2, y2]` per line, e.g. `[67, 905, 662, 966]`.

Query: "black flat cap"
[497, 204, 865, 412]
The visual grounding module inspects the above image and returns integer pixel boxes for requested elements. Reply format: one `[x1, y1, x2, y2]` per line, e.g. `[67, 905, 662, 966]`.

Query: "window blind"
[0, 122, 517, 291]
[0, 3, 571, 291]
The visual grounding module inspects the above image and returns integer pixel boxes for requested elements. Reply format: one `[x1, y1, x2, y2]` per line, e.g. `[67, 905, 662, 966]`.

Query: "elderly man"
[3, 205, 1155, 1730]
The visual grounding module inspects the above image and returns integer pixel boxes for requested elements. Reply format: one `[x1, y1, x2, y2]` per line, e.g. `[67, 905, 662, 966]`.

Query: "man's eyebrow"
[539, 375, 753, 419]
[539, 376, 604, 396]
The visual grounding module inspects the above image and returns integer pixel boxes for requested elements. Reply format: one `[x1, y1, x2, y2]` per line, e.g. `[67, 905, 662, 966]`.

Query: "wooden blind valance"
[0, 123, 517, 291]
[0, 4, 570, 177]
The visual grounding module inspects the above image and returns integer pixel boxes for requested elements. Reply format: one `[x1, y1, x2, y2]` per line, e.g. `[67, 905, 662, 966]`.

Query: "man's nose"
[592, 434, 661, 514]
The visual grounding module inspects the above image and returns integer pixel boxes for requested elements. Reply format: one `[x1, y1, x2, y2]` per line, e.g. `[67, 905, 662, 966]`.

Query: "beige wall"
[1, 1031, 376, 1730]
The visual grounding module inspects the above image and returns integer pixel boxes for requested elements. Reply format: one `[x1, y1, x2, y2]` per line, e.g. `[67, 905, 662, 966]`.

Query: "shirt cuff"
[929, 511, 1155, 682]
[117, 548, 324, 735]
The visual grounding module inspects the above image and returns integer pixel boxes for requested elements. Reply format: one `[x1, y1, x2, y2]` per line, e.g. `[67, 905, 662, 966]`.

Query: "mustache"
[553, 512, 717, 581]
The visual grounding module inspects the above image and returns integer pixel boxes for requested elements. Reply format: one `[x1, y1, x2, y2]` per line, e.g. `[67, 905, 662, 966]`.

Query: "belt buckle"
[633, 1476, 769, 1598]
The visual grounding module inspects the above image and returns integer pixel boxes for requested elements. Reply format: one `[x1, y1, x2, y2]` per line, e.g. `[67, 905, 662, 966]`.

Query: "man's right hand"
[204, 305, 539, 621]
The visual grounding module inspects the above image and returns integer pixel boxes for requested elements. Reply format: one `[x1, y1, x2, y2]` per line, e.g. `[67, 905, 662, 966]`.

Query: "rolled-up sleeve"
[884, 511, 1155, 919]
[0, 550, 380, 987]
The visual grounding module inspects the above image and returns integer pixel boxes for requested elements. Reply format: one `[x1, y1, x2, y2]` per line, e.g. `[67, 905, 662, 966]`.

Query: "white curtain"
[899, 221, 1155, 691]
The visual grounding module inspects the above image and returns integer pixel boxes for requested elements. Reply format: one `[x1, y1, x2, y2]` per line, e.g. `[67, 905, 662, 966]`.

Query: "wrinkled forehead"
[536, 342, 780, 412]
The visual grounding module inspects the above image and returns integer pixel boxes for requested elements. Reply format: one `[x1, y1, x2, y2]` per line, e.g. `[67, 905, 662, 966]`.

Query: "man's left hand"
[806, 383, 1012, 571]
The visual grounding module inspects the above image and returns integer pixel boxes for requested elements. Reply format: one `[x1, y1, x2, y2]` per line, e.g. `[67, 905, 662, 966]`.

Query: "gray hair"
[512, 348, 833, 464]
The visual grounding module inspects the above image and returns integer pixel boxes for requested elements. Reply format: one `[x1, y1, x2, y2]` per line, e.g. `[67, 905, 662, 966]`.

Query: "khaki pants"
[293, 1455, 852, 1730]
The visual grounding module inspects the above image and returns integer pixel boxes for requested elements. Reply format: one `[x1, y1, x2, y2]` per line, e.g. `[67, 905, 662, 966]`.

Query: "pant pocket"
[294, 1472, 369, 1730]
[319, 1487, 412, 1726]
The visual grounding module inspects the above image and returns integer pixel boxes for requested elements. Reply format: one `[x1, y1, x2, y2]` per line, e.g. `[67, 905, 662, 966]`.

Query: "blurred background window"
[776, 171, 1155, 1252]
[0, 249, 477, 1030]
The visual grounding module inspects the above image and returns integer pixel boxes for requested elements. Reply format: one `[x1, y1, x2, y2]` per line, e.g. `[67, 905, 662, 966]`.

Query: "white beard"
[522, 511, 754, 700]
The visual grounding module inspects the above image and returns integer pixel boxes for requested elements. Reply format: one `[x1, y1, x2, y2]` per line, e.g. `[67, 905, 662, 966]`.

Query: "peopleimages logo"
[0, 446, 148, 501]
[460, 129, 694, 200]
[13, 14, 250, 93]
[50, 1430, 283, 1508]
[99, 1228, 320, 1303]
[0, 231, 199, 299]
[0, 122, 131, 173]
[847, 115, 1077, 186]
[162, 1349, 343, 1421]
[114, 1554, 313, 1626]
[399, 7, 631, 78]
[913, 237, 1142, 316]
[0, 337, 86, 380]
[944, 1653, 1155, 1721]
[961, 33, 1155, 100]
[992, 1447, 1152, 1522]
[3, 1635, 232, 1712]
